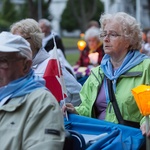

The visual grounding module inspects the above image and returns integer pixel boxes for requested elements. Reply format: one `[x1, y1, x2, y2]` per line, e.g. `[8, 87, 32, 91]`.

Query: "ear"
[23, 60, 32, 74]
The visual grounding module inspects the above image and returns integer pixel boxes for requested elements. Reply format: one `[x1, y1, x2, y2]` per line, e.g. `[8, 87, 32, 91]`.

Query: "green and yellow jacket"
[75, 59, 150, 125]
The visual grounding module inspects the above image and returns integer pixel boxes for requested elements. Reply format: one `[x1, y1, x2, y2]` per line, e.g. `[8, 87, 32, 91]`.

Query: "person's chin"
[104, 49, 112, 54]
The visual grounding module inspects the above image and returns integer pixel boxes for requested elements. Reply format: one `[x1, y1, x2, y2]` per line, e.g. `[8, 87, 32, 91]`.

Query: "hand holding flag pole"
[52, 36, 69, 121]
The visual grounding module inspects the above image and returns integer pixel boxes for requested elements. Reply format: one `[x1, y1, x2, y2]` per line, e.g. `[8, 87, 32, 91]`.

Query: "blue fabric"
[0, 69, 46, 101]
[101, 50, 148, 90]
[64, 114, 145, 150]
[77, 75, 89, 85]
[100, 50, 148, 103]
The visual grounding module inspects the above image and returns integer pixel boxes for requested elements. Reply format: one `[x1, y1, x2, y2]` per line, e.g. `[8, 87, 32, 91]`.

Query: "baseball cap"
[0, 31, 32, 60]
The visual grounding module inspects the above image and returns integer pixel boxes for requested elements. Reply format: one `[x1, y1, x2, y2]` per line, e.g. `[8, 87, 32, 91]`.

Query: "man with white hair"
[39, 18, 66, 57]
[0, 32, 65, 150]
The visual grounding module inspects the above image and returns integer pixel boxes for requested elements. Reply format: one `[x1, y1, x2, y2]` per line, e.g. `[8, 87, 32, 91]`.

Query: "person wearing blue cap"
[0, 32, 65, 150]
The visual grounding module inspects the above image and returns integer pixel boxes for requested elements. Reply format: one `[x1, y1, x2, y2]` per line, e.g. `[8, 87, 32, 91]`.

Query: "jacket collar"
[0, 96, 26, 112]
[32, 47, 49, 66]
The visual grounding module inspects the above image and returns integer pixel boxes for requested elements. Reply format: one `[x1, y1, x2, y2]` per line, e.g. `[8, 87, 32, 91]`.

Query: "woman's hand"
[140, 123, 150, 138]
[62, 103, 78, 116]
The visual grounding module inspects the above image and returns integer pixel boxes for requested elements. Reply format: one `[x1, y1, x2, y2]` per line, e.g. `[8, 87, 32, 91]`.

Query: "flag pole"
[52, 34, 68, 121]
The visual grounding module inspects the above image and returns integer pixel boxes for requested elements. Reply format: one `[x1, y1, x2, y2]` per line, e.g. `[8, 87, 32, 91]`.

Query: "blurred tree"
[0, 0, 18, 31]
[0, 0, 52, 32]
[26, 0, 52, 20]
[60, 0, 104, 32]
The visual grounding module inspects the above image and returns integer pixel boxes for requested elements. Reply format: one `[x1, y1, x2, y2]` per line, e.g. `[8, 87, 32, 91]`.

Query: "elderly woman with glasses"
[63, 12, 150, 138]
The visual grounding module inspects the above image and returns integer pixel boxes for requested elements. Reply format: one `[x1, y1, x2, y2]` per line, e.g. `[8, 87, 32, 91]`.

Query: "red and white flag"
[43, 45, 67, 102]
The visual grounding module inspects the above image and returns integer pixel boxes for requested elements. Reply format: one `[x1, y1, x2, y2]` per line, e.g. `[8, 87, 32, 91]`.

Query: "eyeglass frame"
[99, 31, 122, 40]
[0, 57, 26, 69]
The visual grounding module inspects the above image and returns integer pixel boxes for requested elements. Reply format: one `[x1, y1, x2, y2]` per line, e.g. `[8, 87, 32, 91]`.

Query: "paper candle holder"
[132, 84, 150, 116]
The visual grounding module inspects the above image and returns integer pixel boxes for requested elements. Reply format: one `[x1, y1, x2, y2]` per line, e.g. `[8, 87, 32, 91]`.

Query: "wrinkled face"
[101, 21, 130, 58]
[0, 52, 29, 87]
[87, 37, 100, 50]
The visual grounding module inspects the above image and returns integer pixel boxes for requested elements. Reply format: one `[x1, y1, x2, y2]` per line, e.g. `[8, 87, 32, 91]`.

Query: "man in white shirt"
[39, 18, 66, 57]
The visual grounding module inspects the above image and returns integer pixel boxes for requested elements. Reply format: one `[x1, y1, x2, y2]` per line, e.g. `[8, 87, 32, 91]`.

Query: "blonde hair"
[10, 18, 44, 50]
[100, 12, 142, 50]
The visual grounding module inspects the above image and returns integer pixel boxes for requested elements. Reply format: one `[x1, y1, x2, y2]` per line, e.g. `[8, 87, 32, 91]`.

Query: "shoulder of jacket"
[88, 66, 104, 84]
[27, 89, 54, 102]
[143, 58, 150, 63]
[137, 58, 150, 68]
[27, 88, 58, 107]
[91, 66, 103, 74]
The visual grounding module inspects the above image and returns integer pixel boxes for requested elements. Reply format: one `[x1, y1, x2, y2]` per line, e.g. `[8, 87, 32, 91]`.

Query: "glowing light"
[77, 40, 86, 51]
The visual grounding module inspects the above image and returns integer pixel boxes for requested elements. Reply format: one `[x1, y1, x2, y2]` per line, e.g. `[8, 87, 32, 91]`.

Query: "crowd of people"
[0, 11, 149, 149]
[10, 18, 81, 107]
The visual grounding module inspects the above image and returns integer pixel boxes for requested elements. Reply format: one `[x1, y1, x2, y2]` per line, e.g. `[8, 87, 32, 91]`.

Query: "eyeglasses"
[100, 32, 122, 40]
[0, 57, 25, 69]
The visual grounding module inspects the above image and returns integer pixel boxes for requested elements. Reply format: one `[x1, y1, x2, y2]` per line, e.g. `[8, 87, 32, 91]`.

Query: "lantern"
[132, 84, 150, 150]
[132, 84, 150, 116]
[77, 40, 86, 51]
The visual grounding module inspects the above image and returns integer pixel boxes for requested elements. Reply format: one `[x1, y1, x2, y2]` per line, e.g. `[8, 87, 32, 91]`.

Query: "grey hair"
[99, 12, 142, 50]
[38, 18, 52, 28]
[84, 26, 100, 41]
[10, 18, 44, 50]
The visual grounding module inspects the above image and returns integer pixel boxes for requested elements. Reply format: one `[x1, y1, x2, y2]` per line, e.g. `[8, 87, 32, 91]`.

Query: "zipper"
[109, 103, 112, 113]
